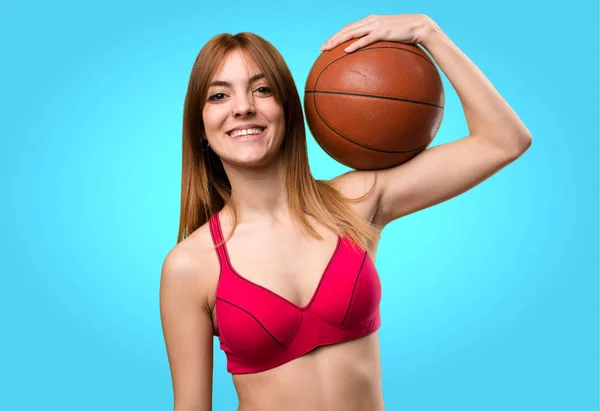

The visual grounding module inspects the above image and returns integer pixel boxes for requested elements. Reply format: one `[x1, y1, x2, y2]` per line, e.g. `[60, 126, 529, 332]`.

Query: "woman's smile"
[227, 127, 267, 141]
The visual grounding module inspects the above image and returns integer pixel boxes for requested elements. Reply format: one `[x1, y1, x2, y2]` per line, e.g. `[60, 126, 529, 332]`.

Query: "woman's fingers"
[321, 23, 372, 50]
[343, 33, 379, 52]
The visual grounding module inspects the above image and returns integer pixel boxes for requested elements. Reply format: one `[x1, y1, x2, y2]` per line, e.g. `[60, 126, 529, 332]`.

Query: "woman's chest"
[223, 230, 341, 307]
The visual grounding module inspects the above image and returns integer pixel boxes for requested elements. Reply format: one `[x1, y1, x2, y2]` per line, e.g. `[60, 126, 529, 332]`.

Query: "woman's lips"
[227, 128, 266, 141]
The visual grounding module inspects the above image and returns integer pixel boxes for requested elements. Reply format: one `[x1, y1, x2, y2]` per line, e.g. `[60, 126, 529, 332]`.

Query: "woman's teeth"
[228, 128, 264, 138]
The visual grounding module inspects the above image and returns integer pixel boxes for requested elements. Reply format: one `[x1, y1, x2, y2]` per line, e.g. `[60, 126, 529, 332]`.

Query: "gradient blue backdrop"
[1, 0, 597, 410]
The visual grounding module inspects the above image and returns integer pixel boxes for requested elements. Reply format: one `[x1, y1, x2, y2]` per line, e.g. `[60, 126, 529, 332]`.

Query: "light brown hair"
[177, 32, 380, 250]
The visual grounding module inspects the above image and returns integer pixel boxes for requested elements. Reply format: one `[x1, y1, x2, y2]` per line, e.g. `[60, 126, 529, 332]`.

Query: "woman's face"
[202, 49, 285, 168]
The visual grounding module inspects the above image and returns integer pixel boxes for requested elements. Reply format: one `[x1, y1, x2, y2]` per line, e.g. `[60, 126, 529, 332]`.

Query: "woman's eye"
[208, 93, 226, 101]
[208, 87, 271, 102]
[256, 86, 272, 94]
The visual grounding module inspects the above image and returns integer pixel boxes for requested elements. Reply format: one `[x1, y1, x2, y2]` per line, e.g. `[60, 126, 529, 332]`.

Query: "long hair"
[177, 32, 380, 251]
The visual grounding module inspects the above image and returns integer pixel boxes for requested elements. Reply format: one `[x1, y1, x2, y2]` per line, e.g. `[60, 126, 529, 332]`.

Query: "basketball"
[304, 39, 445, 170]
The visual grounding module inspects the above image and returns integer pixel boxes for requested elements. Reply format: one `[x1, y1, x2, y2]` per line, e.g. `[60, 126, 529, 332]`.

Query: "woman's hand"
[320, 14, 438, 53]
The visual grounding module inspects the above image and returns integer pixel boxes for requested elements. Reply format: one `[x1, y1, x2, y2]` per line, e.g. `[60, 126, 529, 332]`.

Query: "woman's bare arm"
[160, 247, 214, 411]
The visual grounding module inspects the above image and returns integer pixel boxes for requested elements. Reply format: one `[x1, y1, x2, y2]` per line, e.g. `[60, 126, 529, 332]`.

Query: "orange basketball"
[304, 39, 445, 170]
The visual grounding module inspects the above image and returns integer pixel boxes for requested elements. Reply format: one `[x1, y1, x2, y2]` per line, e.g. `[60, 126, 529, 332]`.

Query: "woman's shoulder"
[326, 170, 377, 197]
[160, 221, 220, 303]
[324, 170, 380, 222]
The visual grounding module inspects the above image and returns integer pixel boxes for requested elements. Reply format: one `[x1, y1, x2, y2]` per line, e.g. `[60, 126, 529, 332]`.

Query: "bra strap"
[209, 211, 227, 270]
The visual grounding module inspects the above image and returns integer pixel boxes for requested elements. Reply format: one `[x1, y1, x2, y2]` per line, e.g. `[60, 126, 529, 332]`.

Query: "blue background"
[1, 0, 597, 410]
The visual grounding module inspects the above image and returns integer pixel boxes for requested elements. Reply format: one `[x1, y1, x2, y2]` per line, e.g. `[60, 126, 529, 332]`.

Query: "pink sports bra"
[209, 210, 382, 374]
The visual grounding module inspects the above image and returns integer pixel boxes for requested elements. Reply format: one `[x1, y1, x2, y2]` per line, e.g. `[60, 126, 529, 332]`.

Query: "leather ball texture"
[304, 40, 445, 170]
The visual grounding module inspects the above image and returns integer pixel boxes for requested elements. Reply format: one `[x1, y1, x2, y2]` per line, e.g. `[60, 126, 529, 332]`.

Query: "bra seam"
[342, 251, 368, 326]
[310, 301, 379, 330]
[288, 311, 303, 342]
[216, 297, 285, 348]
[343, 308, 380, 329]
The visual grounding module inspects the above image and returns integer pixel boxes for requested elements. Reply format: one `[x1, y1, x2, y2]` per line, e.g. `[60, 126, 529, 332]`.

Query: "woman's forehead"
[212, 50, 261, 82]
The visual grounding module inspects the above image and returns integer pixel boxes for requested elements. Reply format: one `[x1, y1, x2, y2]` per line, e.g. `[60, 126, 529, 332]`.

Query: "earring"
[201, 138, 210, 152]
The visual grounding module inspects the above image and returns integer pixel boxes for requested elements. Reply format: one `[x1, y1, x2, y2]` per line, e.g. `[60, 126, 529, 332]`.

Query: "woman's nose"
[231, 93, 256, 117]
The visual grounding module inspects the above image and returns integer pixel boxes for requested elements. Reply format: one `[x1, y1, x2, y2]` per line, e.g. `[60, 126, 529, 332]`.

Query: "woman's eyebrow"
[209, 73, 265, 88]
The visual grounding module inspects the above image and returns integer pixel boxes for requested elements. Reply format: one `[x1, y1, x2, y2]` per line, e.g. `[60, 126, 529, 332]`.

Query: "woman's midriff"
[232, 331, 384, 411]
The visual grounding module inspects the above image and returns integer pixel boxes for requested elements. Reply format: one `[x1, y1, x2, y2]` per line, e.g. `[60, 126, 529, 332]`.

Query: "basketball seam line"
[310, 92, 433, 155]
[309, 46, 438, 89]
[305, 90, 444, 109]
[359, 45, 439, 69]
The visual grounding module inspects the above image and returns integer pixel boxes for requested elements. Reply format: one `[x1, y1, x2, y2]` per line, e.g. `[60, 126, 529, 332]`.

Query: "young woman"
[160, 13, 532, 411]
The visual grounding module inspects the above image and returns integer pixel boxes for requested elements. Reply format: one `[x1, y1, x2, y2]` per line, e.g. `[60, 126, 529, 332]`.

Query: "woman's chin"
[225, 150, 278, 169]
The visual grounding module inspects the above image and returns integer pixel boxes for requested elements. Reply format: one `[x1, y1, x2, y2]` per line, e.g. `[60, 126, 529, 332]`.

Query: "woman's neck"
[223, 159, 291, 224]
